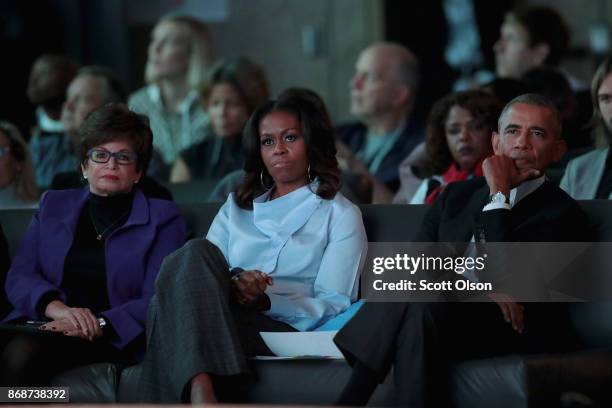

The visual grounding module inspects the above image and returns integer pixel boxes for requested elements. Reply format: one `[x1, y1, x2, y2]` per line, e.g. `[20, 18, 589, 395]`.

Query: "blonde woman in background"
[0, 121, 39, 209]
[129, 14, 215, 179]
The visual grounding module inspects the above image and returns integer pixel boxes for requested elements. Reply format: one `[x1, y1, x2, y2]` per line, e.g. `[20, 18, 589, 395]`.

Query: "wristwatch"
[487, 191, 509, 205]
[98, 317, 107, 328]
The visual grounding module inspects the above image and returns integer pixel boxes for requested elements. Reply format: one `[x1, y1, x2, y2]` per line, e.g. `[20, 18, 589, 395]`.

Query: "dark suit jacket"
[417, 177, 592, 243]
[416, 177, 592, 298]
[337, 119, 424, 191]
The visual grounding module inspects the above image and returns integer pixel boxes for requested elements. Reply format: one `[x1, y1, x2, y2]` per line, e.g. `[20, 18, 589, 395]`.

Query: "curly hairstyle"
[234, 91, 341, 209]
[424, 90, 502, 176]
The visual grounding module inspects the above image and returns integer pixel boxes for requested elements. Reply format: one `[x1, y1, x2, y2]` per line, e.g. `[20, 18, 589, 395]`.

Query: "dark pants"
[138, 239, 296, 403]
[334, 301, 580, 408]
[0, 326, 135, 386]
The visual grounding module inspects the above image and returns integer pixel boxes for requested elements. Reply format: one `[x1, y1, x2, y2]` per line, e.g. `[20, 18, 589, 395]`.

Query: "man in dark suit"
[333, 94, 592, 407]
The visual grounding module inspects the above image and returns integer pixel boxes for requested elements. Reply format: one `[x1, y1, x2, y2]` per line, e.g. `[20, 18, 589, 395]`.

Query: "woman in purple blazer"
[1, 103, 186, 385]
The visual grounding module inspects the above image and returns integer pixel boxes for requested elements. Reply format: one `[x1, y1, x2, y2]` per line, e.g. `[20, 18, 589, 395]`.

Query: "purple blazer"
[4, 188, 186, 351]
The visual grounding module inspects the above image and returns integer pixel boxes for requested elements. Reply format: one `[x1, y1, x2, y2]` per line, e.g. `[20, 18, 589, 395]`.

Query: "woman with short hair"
[1, 103, 186, 385]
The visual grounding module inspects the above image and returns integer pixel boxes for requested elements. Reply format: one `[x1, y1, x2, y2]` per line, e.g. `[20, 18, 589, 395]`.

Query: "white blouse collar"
[252, 181, 322, 238]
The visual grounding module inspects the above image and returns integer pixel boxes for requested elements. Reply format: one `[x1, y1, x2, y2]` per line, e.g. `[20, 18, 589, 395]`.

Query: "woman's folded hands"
[39, 300, 103, 341]
[231, 270, 273, 311]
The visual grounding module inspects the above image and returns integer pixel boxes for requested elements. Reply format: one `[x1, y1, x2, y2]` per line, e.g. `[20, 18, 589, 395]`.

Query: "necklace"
[89, 208, 130, 241]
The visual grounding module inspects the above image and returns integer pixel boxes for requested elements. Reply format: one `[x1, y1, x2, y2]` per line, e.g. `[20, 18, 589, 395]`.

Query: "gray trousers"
[138, 239, 295, 403]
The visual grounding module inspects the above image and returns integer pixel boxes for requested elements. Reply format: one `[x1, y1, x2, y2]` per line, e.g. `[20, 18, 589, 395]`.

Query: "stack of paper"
[258, 331, 344, 359]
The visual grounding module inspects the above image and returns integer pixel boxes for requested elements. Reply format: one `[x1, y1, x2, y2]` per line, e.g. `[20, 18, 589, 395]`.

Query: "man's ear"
[392, 85, 410, 109]
[531, 43, 550, 67]
[492, 132, 503, 155]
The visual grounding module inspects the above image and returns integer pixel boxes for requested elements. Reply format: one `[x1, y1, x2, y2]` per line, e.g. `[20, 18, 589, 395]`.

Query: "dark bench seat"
[1, 202, 612, 407]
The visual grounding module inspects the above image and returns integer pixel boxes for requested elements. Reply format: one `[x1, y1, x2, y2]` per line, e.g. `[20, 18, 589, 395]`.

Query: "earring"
[83, 174, 87, 179]
[260, 169, 273, 190]
[307, 164, 313, 183]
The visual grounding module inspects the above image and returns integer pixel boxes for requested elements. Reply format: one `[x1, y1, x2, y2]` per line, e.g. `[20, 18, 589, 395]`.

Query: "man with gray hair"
[333, 94, 591, 407]
[337, 42, 423, 197]
[30, 66, 126, 189]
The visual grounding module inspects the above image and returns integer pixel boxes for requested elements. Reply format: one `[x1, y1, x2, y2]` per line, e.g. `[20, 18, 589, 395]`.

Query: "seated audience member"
[129, 14, 214, 178]
[493, 5, 594, 147]
[0, 121, 39, 208]
[138, 93, 367, 403]
[0, 223, 9, 321]
[522, 67, 592, 153]
[333, 94, 592, 407]
[27, 54, 79, 136]
[171, 57, 269, 182]
[391, 78, 528, 204]
[493, 6, 579, 88]
[62, 66, 127, 152]
[1, 104, 186, 386]
[28, 60, 88, 189]
[396, 90, 502, 204]
[52, 67, 171, 200]
[206, 87, 363, 204]
[336, 42, 423, 199]
[206, 87, 320, 202]
[561, 56, 612, 199]
[30, 66, 125, 189]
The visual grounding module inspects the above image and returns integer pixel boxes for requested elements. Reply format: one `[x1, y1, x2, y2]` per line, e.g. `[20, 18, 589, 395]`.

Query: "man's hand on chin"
[483, 155, 541, 195]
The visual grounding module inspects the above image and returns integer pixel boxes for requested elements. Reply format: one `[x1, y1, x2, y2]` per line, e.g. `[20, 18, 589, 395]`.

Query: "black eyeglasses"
[87, 148, 138, 165]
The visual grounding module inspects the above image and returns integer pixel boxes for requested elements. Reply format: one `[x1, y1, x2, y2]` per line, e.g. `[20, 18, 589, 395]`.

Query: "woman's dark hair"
[201, 57, 269, 115]
[425, 90, 502, 176]
[78, 103, 153, 174]
[234, 90, 340, 209]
